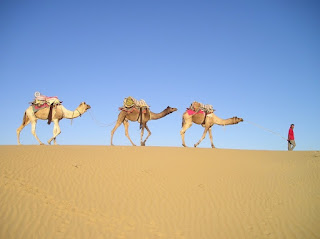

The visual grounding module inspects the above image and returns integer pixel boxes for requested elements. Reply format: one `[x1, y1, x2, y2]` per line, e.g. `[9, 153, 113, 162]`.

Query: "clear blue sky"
[1, 0, 319, 150]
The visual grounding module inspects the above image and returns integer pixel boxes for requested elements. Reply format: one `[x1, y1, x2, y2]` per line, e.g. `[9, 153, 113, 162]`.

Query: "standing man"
[288, 124, 296, 151]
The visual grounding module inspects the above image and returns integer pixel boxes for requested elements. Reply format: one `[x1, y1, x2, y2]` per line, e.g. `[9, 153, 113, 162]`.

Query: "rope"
[88, 110, 117, 127]
[245, 120, 287, 141]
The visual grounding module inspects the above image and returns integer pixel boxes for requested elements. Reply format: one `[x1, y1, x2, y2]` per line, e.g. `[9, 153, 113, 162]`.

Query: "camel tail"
[182, 117, 185, 128]
[22, 112, 28, 126]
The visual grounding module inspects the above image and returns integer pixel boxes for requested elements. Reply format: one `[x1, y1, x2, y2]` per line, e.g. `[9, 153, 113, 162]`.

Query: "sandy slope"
[0, 145, 319, 239]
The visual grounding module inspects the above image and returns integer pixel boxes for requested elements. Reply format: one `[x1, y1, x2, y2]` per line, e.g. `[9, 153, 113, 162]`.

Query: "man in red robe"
[288, 124, 296, 151]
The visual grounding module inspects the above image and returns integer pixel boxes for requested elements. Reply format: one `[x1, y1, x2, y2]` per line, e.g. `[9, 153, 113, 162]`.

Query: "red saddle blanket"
[186, 109, 205, 115]
[32, 103, 49, 113]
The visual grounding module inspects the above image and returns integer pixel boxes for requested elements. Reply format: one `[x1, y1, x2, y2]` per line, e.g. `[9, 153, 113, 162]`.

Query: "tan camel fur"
[17, 102, 91, 145]
[111, 106, 177, 146]
[180, 110, 243, 148]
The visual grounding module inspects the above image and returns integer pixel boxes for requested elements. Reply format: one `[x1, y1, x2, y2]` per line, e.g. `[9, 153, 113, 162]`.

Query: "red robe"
[288, 128, 294, 140]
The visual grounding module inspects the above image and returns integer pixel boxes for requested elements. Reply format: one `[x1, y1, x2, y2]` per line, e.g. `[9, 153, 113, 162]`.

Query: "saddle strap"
[139, 108, 143, 129]
[202, 111, 208, 125]
[47, 104, 54, 125]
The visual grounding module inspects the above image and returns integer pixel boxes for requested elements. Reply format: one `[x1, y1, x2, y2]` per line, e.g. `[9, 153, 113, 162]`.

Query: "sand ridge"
[0, 146, 319, 239]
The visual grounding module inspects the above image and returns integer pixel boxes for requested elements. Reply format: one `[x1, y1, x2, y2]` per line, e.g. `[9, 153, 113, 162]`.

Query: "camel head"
[233, 116, 243, 124]
[165, 106, 178, 114]
[78, 102, 91, 113]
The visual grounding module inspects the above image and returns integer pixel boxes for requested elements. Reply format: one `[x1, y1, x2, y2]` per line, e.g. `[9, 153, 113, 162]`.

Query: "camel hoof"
[182, 144, 187, 147]
[141, 142, 145, 146]
[194, 144, 198, 148]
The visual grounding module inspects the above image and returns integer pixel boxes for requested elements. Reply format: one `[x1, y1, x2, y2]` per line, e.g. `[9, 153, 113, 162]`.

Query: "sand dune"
[0, 145, 319, 239]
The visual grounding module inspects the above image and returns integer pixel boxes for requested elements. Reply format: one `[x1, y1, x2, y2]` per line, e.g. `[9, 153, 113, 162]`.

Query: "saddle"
[30, 92, 62, 124]
[123, 96, 149, 108]
[187, 101, 215, 124]
[120, 96, 150, 113]
[33, 96, 61, 106]
[189, 101, 214, 114]
[120, 96, 150, 129]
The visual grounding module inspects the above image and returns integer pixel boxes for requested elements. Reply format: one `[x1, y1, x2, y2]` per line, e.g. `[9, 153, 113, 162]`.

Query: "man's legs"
[288, 140, 296, 151]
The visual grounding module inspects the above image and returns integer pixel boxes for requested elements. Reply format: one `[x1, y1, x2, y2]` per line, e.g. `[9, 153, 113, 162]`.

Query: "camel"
[17, 102, 91, 145]
[180, 109, 243, 148]
[111, 106, 177, 146]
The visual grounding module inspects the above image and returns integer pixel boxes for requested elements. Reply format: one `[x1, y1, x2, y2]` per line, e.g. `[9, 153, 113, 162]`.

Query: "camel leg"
[180, 121, 192, 147]
[140, 125, 145, 146]
[208, 127, 215, 148]
[30, 120, 44, 145]
[141, 125, 151, 146]
[53, 121, 61, 145]
[48, 119, 61, 145]
[123, 119, 136, 146]
[16, 116, 30, 145]
[194, 127, 210, 148]
[53, 127, 58, 145]
[110, 113, 127, 146]
[110, 121, 123, 146]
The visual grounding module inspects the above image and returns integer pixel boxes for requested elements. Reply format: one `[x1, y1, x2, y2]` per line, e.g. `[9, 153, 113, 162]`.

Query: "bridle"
[71, 109, 83, 125]
[77, 109, 82, 117]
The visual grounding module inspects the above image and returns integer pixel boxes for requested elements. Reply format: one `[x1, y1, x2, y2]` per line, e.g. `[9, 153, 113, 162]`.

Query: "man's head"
[291, 124, 295, 128]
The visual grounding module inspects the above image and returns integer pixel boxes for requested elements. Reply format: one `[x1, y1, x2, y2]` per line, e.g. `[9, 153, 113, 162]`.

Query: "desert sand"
[0, 145, 319, 239]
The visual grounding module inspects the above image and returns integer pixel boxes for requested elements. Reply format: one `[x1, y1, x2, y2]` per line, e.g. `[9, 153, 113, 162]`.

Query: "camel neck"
[211, 113, 238, 126]
[150, 109, 169, 120]
[61, 106, 82, 119]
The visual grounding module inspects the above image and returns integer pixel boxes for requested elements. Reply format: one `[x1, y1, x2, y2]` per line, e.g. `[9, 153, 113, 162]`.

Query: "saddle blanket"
[186, 109, 205, 115]
[34, 96, 60, 106]
[119, 107, 148, 114]
[32, 103, 49, 113]
[31, 94, 62, 113]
